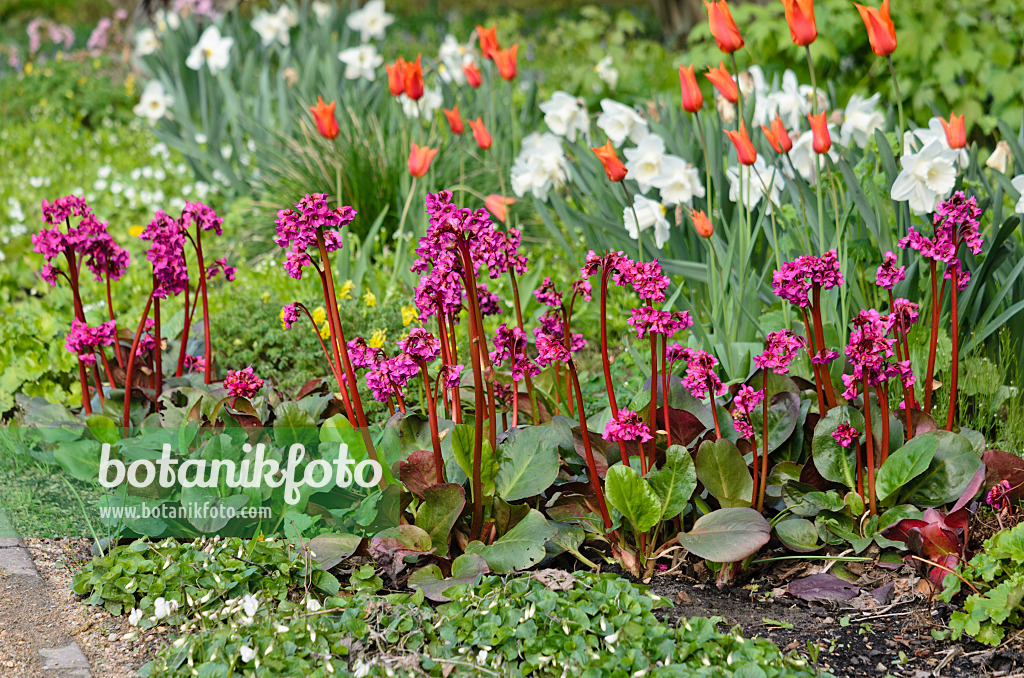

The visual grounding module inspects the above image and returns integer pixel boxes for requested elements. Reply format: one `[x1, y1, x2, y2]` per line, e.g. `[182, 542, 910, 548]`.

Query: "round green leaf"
[605, 463, 662, 533]
[696, 438, 753, 508]
[495, 425, 562, 501]
[677, 508, 770, 563]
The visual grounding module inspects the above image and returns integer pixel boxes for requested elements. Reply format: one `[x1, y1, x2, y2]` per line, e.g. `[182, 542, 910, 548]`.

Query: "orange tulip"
[494, 44, 518, 81]
[385, 57, 406, 97]
[808, 111, 831, 154]
[463, 63, 482, 88]
[402, 55, 424, 101]
[761, 114, 793, 154]
[679, 65, 704, 113]
[781, 0, 817, 46]
[940, 112, 966, 149]
[485, 194, 515, 223]
[476, 25, 499, 60]
[704, 0, 744, 54]
[591, 140, 627, 182]
[468, 117, 492, 150]
[705, 62, 738, 104]
[309, 96, 339, 140]
[444, 106, 464, 135]
[724, 121, 757, 165]
[691, 208, 714, 238]
[408, 142, 438, 178]
[854, 0, 896, 57]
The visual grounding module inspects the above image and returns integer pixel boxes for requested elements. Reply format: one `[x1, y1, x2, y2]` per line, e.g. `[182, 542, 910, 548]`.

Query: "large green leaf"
[646, 445, 697, 523]
[414, 483, 465, 558]
[811, 406, 864, 490]
[407, 554, 489, 602]
[898, 431, 983, 507]
[54, 439, 104, 481]
[875, 435, 939, 503]
[695, 438, 753, 508]
[464, 509, 556, 573]
[494, 425, 561, 501]
[273, 401, 318, 451]
[605, 464, 662, 533]
[677, 508, 770, 563]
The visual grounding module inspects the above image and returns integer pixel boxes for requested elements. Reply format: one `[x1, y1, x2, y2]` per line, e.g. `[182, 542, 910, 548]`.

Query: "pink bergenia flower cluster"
[139, 210, 190, 298]
[224, 366, 264, 398]
[627, 307, 693, 339]
[281, 304, 301, 329]
[399, 328, 441, 363]
[534, 277, 563, 307]
[64, 319, 116, 364]
[875, 251, 905, 290]
[137, 318, 156, 356]
[841, 309, 901, 400]
[533, 312, 585, 353]
[731, 384, 764, 439]
[832, 423, 859, 448]
[33, 196, 130, 286]
[753, 329, 804, 374]
[899, 191, 983, 291]
[987, 480, 1012, 508]
[616, 259, 671, 303]
[347, 337, 381, 369]
[184, 355, 206, 373]
[580, 250, 625, 278]
[535, 333, 571, 366]
[490, 324, 539, 382]
[274, 193, 356, 279]
[670, 347, 727, 400]
[366, 353, 419, 401]
[771, 250, 843, 307]
[602, 409, 653, 443]
[889, 298, 920, 330]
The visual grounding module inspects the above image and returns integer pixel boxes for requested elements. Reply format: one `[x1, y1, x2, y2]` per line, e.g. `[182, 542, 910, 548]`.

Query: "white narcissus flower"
[839, 93, 884, 148]
[727, 157, 784, 213]
[128, 608, 144, 626]
[437, 34, 475, 84]
[758, 69, 805, 131]
[596, 99, 647, 147]
[251, 7, 297, 47]
[986, 140, 1012, 174]
[338, 44, 382, 81]
[890, 139, 959, 215]
[624, 195, 671, 248]
[651, 155, 705, 206]
[399, 86, 441, 119]
[787, 129, 839, 185]
[134, 80, 174, 122]
[623, 134, 666, 194]
[154, 10, 180, 34]
[186, 26, 234, 74]
[346, 0, 394, 42]
[1012, 175, 1024, 213]
[239, 645, 256, 662]
[511, 132, 569, 202]
[904, 117, 969, 168]
[539, 91, 589, 143]
[595, 55, 618, 89]
[312, 1, 334, 24]
[134, 28, 160, 56]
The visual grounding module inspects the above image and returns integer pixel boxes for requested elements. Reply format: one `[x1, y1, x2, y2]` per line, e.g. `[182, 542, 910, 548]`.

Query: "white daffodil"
[904, 117, 969, 168]
[727, 157, 784, 213]
[399, 86, 441, 119]
[338, 44, 382, 80]
[624, 134, 666, 193]
[128, 608, 144, 626]
[134, 28, 160, 56]
[839, 93, 884, 148]
[787, 129, 839, 185]
[758, 69, 805, 130]
[251, 7, 297, 47]
[595, 55, 618, 90]
[239, 645, 256, 663]
[986, 141, 1012, 173]
[240, 593, 259, 617]
[1012, 175, 1024, 213]
[186, 25, 234, 74]
[596, 99, 648, 147]
[624, 195, 671, 248]
[651, 155, 705, 206]
[510, 132, 569, 202]
[154, 9, 181, 34]
[346, 0, 394, 42]
[133, 80, 174, 122]
[539, 91, 589, 142]
[890, 139, 959, 214]
[312, 1, 334, 24]
[437, 34, 475, 84]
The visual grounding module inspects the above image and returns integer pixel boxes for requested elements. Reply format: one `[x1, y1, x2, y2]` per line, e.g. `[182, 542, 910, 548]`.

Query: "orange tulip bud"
[940, 112, 966, 149]
[468, 117, 492, 150]
[385, 57, 406, 97]
[463, 62, 482, 88]
[704, 0, 744, 54]
[761, 114, 793, 154]
[679, 65, 704, 113]
[494, 44, 518, 81]
[808, 111, 831, 154]
[476, 25, 499, 60]
[705, 62, 738, 104]
[591, 140, 628, 182]
[781, 0, 817, 46]
[309, 96, 339, 140]
[691, 208, 714, 238]
[855, 0, 896, 57]
[725, 121, 757, 165]
[485, 194, 515, 223]
[408, 142, 438, 178]
[402, 55, 424, 101]
[443, 106, 464, 135]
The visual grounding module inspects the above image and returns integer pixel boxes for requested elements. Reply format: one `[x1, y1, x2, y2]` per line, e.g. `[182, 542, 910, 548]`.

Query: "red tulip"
[781, 0, 817, 46]
[462, 63, 482, 88]
[476, 25, 499, 60]
[705, 62, 738, 104]
[444, 106, 464, 135]
[485, 194, 515, 223]
[494, 44, 518, 81]
[808, 111, 831, 154]
[724, 121, 757, 165]
[402, 55, 424, 101]
[855, 0, 897, 57]
[704, 0, 744, 54]
[468, 117, 492, 150]
[691, 208, 714, 238]
[761, 114, 793, 154]
[408, 142, 438, 178]
[309, 96, 339, 140]
[679, 65, 704, 113]
[591, 140, 627, 182]
[940, 112, 966, 149]
[385, 57, 406, 97]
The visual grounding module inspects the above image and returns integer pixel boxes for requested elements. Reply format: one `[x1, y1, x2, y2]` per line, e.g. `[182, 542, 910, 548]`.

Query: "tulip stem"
[804, 46, 818, 116]
[887, 56, 905, 155]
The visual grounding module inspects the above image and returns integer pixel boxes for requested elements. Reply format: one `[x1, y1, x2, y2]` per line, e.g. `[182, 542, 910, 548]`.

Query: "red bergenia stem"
[315, 269, 357, 427]
[296, 304, 346, 392]
[447, 312, 463, 424]
[923, 261, 941, 412]
[175, 281, 191, 377]
[802, 308, 827, 415]
[193, 226, 212, 384]
[888, 290, 916, 440]
[876, 385, 890, 463]
[598, 266, 630, 466]
[758, 370, 770, 512]
[90, 362, 105, 406]
[421, 363, 444, 483]
[661, 337, 671, 449]
[122, 293, 155, 429]
[862, 376, 878, 515]
[105, 274, 124, 368]
[810, 286, 836, 410]
[77, 360, 92, 415]
[568, 359, 613, 530]
[947, 263, 960, 431]
[645, 328, 657, 474]
[552, 364, 563, 416]
[708, 377, 722, 440]
[153, 290, 163, 408]
[457, 245, 487, 541]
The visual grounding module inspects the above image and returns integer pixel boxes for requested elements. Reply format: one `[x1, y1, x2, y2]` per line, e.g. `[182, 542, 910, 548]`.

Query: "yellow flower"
[124, 73, 136, 97]
[401, 304, 419, 327]
[260, 292, 270, 303]
[311, 306, 327, 326]
[128, 225, 144, 238]
[368, 328, 387, 348]
[23, 62, 32, 75]
[363, 291, 377, 308]
[319, 323, 331, 340]
[338, 280, 354, 300]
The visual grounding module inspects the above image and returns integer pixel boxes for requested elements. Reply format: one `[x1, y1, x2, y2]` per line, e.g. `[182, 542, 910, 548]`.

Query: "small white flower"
[596, 99, 648, 147]
[153, 596, 177, 620]
[338, 44, 383, 81]
[154, 10, 180, 33]
[239, 645, 256, 662]
[624, 194, 671, 248]
[251, 6, 298, 47]
[595, 55, 618, 90]
[624, 133, 667, 193]
[539, 91, 590, 143]
[185, 26, 234, 75]
[352, 658, 373, 678]
[890, 139, 959, 214]
[986, 140, 1013, 174]
[134, 28, 160, 56]
[477, 649, 489, 663]
[276, 624, 289, 633]
[128, 608, 144, 626]
[240, 593, 259, 617]
[1011, 175, 1024, 214]
[651, 155, 705, 206]
[605, 631, 620, 646]
[306, 597, 322, 612]
[312, 1, 334, 25]
[400, 86, 442, 119]
[172, 637, 187, 648]
[437, 34, 476, 84]
[346, 0, 394, 42]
